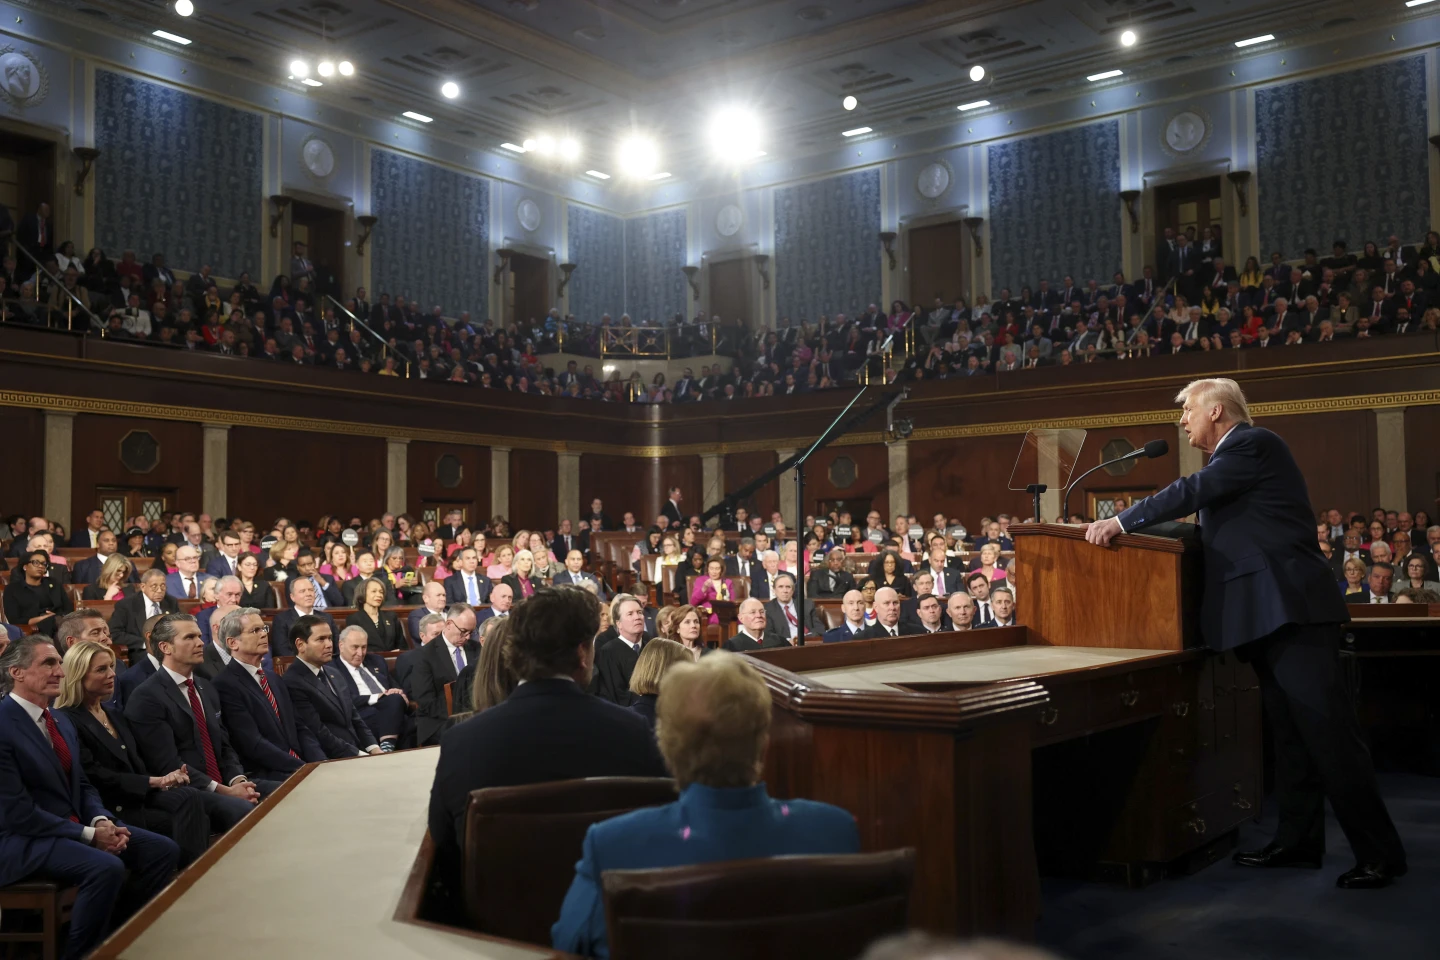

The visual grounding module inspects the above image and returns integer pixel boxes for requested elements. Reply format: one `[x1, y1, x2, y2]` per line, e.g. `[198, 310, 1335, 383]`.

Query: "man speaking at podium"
[1085, 377, 1405, 889]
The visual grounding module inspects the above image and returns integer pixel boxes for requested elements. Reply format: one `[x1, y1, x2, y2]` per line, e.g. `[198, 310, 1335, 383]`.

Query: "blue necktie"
[466, 575, 478, 604]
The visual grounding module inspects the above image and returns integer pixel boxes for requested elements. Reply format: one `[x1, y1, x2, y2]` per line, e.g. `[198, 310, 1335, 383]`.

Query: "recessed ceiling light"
[646, 172, 672, 181]
[1087, 69, 1124, 81]
[969, 65, 985, 82]
[1234, 34, 1275, 47]
[289, 59, 309, 77]
[338, 61, 354, 76]
[500, 142, 527, 153]
[842, 95, 858, 111]
[585, 169, 611, 180]
[317, 60, 335, 77]
[152, 29, 191, 44]
[708, 107, 764, 163]
[957, 99, 990, 111]
[173, 0, 194, 15]
[402, 111, 433, 123]
[1405, 0, 1436, 5]
[1120, 29, 1137, 46]
[441, 81, 460, 99]
[301, 78, 323, 87]
[616, 136, 660, 177]
[559, 137, 582, 161]
[841, 126, 872, 137]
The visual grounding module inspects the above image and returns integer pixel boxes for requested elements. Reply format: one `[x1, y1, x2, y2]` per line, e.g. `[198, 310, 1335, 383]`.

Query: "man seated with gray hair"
[330, 624, 411, 752]
[211, 607, 324, 781]
[396, 612, 443, 691]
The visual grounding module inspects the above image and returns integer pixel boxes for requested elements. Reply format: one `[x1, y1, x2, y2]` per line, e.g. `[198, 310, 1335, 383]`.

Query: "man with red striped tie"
[0, 635, 180, 960]
[125, 614, 281, 833]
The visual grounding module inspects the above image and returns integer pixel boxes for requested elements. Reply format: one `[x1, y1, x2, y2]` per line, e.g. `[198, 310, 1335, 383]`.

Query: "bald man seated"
[857, 587, 915, 639]
[822, 590, 868, 643]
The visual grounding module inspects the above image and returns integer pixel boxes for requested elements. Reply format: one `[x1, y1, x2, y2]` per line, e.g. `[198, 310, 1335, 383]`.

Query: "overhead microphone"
[1062, 440, 1170, 519]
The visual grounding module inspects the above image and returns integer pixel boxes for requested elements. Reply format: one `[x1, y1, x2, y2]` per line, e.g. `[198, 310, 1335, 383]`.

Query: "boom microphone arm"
[1062, 440, 1169, 520]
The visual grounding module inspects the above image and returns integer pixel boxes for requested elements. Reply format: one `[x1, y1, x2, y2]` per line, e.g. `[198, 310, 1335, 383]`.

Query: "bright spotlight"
[842, 95, 858, 111]
[338, 61, 355, 76]
[707, 107, 763, 163]
[522, 138, 538, 152]
[534, 134, 556, 155]
[318, 60, 336, 77]
[559, 137, 582, 161]
[441, 81, 460, 99]
[174, 0, 194, 15]
[616, 136, 660, 177]
[969, 65, 985, 82]
[289, 59, 310, 78]
[1120, 29, 1137, 46]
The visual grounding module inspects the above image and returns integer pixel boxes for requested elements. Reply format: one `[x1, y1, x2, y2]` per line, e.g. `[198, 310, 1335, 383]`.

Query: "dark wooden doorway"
[1153, 177, 1222, 245]
[908, 221, 965, 310]
[290, 200, 346, 304]
[507, 253, 549, 327]
[708, 257, 755, 330]
[96, 488, 172, 533]
[0, 129, 57, 269]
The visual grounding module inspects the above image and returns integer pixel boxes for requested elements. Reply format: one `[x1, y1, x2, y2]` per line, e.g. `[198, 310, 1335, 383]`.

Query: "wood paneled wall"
[577, 454, 702, 528]
[407, 441, 490, 527]
[71, 415, 203, 522]
[801, 443, 889, 523]
[724, 451, 779, 520]
[1404, 406, 1440, 516]
[1066, 424, 1181, 519]
[228, 428, 385, 524]
[1257, 411, 1378, 514]
[909, 436, 1031, 528]
[508, 448, 557, 531]
[0, 409, 42, 516]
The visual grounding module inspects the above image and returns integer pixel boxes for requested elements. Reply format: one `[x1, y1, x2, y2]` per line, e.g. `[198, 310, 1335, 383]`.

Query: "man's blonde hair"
[1175, 377, 1253, 425]
[656, 650, 770, 789]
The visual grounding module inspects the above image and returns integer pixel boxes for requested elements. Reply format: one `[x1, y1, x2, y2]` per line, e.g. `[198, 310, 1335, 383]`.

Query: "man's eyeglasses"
[446, 620, 473, 640]
[245, 624, 271, 636]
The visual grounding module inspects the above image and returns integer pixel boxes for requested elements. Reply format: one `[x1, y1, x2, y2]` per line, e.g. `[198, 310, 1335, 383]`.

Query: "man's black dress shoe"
[1336, 862, 1407, 889]
[1232, 842, 1323, 869]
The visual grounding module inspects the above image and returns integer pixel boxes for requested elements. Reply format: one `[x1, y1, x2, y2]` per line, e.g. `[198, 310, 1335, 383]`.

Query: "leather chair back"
[815, 600, 845, 629]
[463, 777, 678, 943]
[729, 576, 751, 601]
[603, 849, 915, 960]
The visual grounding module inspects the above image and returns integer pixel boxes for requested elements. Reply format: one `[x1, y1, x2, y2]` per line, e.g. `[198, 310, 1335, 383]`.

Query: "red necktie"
[256, 670, 300, 759]
[185, 679, 224, 783]
[42, 710, 81, 822]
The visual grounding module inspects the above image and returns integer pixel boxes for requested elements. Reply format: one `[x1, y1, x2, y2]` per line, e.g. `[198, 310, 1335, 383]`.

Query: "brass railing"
[11, 244, 105, 333]
[325, 294, 414, 376]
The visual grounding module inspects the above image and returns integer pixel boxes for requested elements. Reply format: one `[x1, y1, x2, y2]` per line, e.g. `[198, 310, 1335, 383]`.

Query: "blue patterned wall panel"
[774, 168, 882, 323]
[1255, 56, 1429, 258]
[566, 204, 625, 322]
[624, 209, 687, 323]
[94, 71, 262, 279]
[370, 149, 489, 319]
[987, 120, 1121, 294]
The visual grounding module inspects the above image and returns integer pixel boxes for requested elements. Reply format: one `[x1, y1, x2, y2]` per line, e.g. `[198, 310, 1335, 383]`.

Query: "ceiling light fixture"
[152, 29, 192, 45]
[969, 65, 985, 82]
[559, 137, 582, 161]
[1234, 34, 1275, 47]
[585, 169, 611, 180]
[289, 59, 309, 78]
[402, 111, 433, 123]
[441, 81, 460, 99]
[1120, 29, 1137, 46]
[338, 61, 354, 76]
[173, 0, 194, 15]
[842, 95, 858, 111]
[318, 60, 335, 77]
[1404, 0, 1436, 6]
[708, 107, 764, 163]
[500, 142, 527, 153]
[616, 136, 660, 177]
[301, 78, 323, 87]
[842, 126, 873, 137]
[1087, 69, 1124, 81]
[957, 99, 990, 111]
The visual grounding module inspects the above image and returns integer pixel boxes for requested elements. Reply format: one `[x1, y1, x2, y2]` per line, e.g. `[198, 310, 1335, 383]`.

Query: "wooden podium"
[746, 523, 1261, 939]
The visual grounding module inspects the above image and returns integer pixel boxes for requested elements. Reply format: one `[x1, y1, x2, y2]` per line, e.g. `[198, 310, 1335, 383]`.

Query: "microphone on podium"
[1063, 440, 1169, 519]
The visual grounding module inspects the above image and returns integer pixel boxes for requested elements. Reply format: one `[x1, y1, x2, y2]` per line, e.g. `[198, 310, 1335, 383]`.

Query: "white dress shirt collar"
[162, 664, 193, 686]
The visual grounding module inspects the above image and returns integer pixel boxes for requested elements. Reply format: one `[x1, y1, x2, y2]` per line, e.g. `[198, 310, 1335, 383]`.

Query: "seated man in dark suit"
[330, 625, 412, 752]
[72, 530, 136, 587]
[291, 550, 345, 609]
[428, 586, 667, 896]
[761, 572, 823, 645]
[54, 609, 128, 707]
[443, 546, 491, 606]
[590, 594, 654, 706]
[116, 613, 167, 707]
[901, 593, 949, 635]
[109, 569, 178, 662]
[1344, 563, 1394, 605]
[0, 635, 181, 960]
[974, 587, 1017, 628]
[269, 577, 337, 656]
[822, 590, 868, 643]
[720, 597, 788, 652]
[551, 549, 607, 598]
[122, 614, 272, 833]
[724, 538, 765, 583]
[806, 547, 856, 598]
[945, 593, 978, 632]
[410, 603, 481, 746]
[407, 581, 448, 643]
[396, 612, 443, 691]
[211, 608, 325, 781]
[280, 616, 382, 759]
[69, 509, 107, 548]
[857, 587, 913, 639]
[552, 650, 860, 958]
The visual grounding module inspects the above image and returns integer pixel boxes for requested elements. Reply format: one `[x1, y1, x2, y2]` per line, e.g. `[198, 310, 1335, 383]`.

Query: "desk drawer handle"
[1119, 690, 1139, 708]
[1232, 796, 1252, 810]
[1039, 707, 1060, 726]
[1186, 817, 1208, 835]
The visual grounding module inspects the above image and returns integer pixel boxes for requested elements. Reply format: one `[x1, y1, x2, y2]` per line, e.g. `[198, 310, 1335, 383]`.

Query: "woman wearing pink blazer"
[689, 556, 735, 625]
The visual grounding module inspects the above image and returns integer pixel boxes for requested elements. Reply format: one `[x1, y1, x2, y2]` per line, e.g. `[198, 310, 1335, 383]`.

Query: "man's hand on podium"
[1085, 517, 1123, 547]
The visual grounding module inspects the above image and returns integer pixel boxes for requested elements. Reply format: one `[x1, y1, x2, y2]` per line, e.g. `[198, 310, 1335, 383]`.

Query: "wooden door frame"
[1141, 159, 1245, 278]
[497, 239, 555, 326]
[0, 118, 73, 254]
[701, 244, 762, 328]
[278, 187, 356, 305]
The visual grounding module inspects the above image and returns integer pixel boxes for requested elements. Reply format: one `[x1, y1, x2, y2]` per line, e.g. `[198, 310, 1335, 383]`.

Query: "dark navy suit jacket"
[822, 622, 866, 643]
[552, 783, 861, 958]
[1116, 423, 1349, 650]
[0, 695, 112, 887]
[212, 658, 325, 780]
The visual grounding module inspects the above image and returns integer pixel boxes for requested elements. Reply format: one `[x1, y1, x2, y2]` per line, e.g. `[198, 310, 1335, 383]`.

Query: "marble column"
[491, 446, 512, 521]
[43, 411, 76, 530]
[202, 423, 231, 519]
[557, 451, 580, 524]
[385, 438, 409, 517]
[886, 440, 909, 520]
[1374, 409, 1406, 511]
[776, 448, 798, 527]
[700, 453, 724, 519]
[1177, 424, 1204, 478]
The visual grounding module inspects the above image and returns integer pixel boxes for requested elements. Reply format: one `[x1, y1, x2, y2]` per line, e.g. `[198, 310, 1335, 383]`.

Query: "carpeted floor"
[1035, 774, 1440, 960]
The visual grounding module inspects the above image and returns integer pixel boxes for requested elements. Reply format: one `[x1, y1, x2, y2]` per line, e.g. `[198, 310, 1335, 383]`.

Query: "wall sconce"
[754, 254, 771, 290]
[878, 231, 898, 271]
[558, 262, 577, 298]
[73, 147, 100, 197]
[963, 216, 985, 257]
[268, 195, 292, 238]
[1226, 170, 1252, 217]
[681, 265, 700, 301]
[493, 248, 514, 285]
[355, 215, 378, 256]
[1119, 190, 1141, 233]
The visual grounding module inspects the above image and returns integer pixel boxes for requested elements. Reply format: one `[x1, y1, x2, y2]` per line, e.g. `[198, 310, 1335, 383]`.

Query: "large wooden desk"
[93, 751, 567, 960]
[744, 524, 1262, 940]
